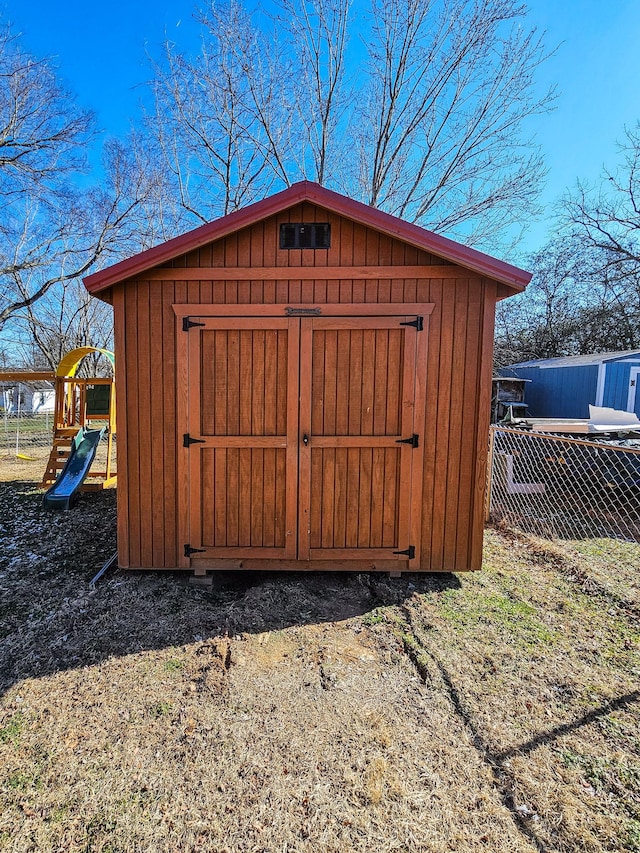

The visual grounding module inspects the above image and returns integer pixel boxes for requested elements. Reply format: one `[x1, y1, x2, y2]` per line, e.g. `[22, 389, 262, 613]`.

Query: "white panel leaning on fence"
[487, 426, 640, 543]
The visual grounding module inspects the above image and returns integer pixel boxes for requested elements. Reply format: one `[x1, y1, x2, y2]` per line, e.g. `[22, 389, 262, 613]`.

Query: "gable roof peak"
[84, 181, 531, 295]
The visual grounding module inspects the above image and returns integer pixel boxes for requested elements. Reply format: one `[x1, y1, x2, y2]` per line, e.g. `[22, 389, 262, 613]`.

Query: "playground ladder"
[42, 429, 76, 488]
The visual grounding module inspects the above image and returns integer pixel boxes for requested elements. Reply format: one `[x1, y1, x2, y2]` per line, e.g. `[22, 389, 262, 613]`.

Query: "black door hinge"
[183, 433, 206, 447]
[184, 544, 206, 557]
[400, 316, 424, 331]
[183, 317, 206, 331]
[396, 434, 419, 448]
[393, 545, 416, 560]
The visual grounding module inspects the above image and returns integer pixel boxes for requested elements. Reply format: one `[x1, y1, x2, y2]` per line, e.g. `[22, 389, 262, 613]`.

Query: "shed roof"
[507, 349, 640, 370]
[84, 181, 531, 296]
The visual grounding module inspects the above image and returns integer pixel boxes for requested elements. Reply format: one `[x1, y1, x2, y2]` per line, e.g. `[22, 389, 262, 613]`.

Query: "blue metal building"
[501, 350, 640, 418]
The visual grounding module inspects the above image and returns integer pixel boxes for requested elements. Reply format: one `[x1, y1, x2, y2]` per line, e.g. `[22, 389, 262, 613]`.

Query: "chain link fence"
[0, 411, 54, 482]
[0, 418, 116, 483]
[0, 380, 116, 481]
[1, 381, 55, 463]
[487, 426, 640, 542]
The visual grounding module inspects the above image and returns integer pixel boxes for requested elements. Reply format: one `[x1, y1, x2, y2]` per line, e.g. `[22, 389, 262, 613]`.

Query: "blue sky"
[7, 0, 640, 253]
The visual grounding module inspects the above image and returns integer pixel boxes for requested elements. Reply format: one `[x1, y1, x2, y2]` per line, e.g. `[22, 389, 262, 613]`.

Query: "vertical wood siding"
[117, 203, 495, 571]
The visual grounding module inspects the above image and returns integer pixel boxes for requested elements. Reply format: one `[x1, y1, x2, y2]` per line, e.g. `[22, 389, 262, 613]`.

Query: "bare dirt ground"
[0, 462, 639, 852]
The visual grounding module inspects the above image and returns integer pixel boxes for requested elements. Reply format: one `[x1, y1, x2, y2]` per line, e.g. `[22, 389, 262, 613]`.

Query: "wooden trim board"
[143, 265, 467, 281]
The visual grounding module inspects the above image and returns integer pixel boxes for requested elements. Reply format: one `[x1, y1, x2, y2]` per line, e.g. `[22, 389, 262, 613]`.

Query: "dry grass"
[0, 466, 638, 852]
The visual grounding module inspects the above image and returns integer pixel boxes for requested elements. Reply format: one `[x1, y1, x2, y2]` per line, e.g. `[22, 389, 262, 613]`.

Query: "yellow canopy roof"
[56, 347, 115, 378]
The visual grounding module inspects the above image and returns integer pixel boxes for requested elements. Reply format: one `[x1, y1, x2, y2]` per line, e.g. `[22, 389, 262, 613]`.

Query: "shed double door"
[182, 305, 428, 568]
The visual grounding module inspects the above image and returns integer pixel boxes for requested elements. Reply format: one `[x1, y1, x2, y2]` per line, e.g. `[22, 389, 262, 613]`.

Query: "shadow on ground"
[0, 481, 460, 696]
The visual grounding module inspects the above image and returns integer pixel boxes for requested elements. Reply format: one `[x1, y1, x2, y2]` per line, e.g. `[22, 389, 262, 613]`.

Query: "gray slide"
[43, 427, 106, 510]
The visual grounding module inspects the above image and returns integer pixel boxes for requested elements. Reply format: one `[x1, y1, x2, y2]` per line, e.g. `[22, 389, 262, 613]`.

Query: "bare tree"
[495, 237, 583, 366]
[273, 0, 352, 184]
[355, 0, 554, 243]
[146, 0, 353, 224]
[0, 23, 160, 333]
[494, 236, 640, 368]
[146, 1, 290, 223]
[0, 31, 93, 192]
[7, 281, 113, 372]
[564, 123, 640, 277]
[495, 123, 640, 370]
[145, 0, 552, 247]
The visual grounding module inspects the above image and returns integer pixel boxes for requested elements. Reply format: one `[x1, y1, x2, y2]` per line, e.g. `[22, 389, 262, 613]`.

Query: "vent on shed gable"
[280, 223, 331, 249]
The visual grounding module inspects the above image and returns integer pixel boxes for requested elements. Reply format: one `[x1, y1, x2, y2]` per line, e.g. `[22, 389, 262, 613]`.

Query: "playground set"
[0, 347, 116, 508]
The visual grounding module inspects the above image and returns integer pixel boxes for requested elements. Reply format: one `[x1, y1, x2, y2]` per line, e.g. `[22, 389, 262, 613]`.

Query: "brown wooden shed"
[84, 182, 530, 575]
